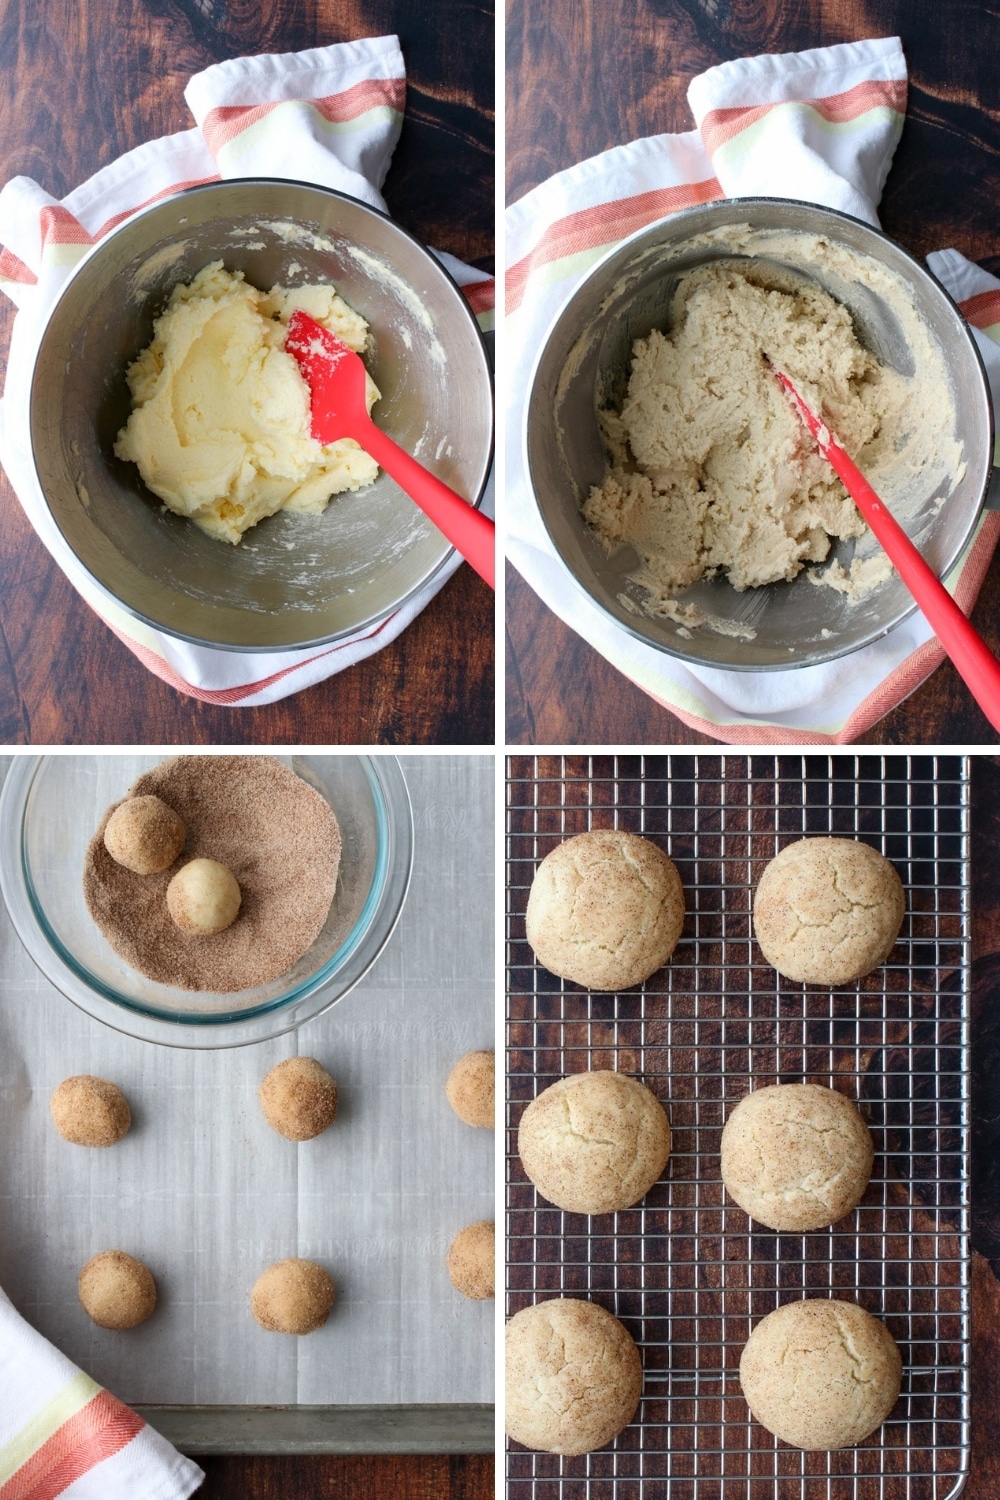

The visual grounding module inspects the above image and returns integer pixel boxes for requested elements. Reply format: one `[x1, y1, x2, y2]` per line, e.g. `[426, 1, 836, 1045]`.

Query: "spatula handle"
[824, 439, 1000, 734]
[355, 415, 495, 589]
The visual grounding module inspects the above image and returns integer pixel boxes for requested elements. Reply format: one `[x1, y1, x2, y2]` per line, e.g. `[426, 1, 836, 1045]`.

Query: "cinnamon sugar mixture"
[83, 756, 341, 992]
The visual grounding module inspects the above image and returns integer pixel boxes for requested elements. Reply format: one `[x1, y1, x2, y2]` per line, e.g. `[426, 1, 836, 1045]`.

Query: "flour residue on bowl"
[345, 245, 446, 368]
[127, 240, 191, 305]
[83, 755, 341, 993]
[578, 228, 965, 629]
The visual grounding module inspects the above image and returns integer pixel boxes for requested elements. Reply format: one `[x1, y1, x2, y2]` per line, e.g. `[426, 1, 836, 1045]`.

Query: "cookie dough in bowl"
[525, 829, 684, 990]
[29, 179, 493, 652]
[518, 1070, 670, 1214]
[584, 257, 957, 601]
[740, 1298, 902, 1449]
[506, 1298, 643, 1454]
[114, 262, 380, 546]
[753, 837, 904, 985]
[526, 199, 992, 671]
[721, 1083, 873, 1231]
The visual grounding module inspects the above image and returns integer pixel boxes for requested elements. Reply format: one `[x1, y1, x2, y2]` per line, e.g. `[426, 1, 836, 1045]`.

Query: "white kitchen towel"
[506, 36, 1000, 743]
[0, 1283, 202, 1499]
[0, 37, 494, 707]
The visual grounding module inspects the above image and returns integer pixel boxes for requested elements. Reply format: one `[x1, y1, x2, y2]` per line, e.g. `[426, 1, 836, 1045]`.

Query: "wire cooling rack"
[506, 755, 970, 1500]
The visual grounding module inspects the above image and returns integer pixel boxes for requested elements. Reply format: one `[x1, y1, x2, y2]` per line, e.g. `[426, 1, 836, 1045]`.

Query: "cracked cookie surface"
[518, 1070, 670, 1215]
[721, 1083, 873, 1231]
[505, 1297, 643, 1455]
[525, 829, 684, 991]
[753, 837, 904, 986]
[739, 1298, 901, 1449]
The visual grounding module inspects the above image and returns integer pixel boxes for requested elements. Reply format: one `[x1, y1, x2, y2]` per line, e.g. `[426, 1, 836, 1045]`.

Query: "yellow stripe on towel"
[0, 1372, 102, 1484]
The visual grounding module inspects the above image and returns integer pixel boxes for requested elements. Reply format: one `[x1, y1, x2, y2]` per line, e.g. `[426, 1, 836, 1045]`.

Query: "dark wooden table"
[195, 1455, 493, 1499]
[0, 0, 494, 746]
[505, 0, 1000, 746]
[964, 757, 1000, 1495]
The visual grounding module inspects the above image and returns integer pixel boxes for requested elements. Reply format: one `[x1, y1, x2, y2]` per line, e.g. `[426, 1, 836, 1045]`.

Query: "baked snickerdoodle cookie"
[753, 837, 904, 986]
[525, 830, 684, 991]
[518, 1070, 670, 1215]
[505, 1297, 642, 1454]
[740, 1298, 901, 1449]
[721, 1083, 873, 1232]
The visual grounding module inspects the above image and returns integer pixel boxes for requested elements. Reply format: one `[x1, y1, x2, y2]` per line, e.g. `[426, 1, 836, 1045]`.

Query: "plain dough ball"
[104, 795, 186, 875]
[506, 1298, 643, 1454]
[50, 1076, 131, 1147]
[446, 1050, 495, 1128]
[753, 838, 904, 985]
[740, 1299, 902, 1449]
[721, 1084, 873, 1231]
[78, 1250, 156, 1330]
[167, 857, 242, 936]
[525, 830, 684, 990]
[447, 1220, 494, 1300]
[518, 1071, 670, 1214]
[259, 1057, 338, 1140]
[251, 1259, 335, 1334]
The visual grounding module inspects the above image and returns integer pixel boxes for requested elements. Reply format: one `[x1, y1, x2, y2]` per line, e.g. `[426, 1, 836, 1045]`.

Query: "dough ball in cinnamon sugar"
[78, 1250, 156, 1329]
[50, 1075, 131, 1147]
[104, 795, 186, 876]
[251, 1259, 335, 1334]
[446, 1050, 495, 1128]
[167, 858, 241, 936]
[447, 1220, 494, 1299]
[259, 1057, 338, 1141]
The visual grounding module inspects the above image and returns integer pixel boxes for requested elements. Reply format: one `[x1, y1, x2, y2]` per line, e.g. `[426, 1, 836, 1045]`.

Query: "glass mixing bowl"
[0, 755, 412, 1048]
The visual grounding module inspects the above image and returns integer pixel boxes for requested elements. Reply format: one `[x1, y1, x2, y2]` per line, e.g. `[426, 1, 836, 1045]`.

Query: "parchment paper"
[0, 753, 494, 1406]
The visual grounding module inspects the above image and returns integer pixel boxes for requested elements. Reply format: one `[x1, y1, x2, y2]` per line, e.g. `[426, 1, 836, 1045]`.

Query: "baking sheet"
[0, 753, 494, 1410]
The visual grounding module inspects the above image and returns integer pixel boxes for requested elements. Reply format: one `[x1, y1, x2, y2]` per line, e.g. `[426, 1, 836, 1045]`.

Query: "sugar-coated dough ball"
[167, 857, 241, 936]
[447, 1221, 494, 1300]
[518, 1070, 670, 1215]
[740, 1299, 901, 1449]
[50, 1075, 131, 1147]
[446, 1050, 495, 1128]
[526, 830, 684, 990]
[104, 795, 186, 875]
[259, 1057, 338, 1140]
[721, 1084, 873, 1231]
[78, 1250, 156, 1329]
[506, 1298, 642, 1454]
[251, 1259, 335, 1334]
[753, 837, 904, 986]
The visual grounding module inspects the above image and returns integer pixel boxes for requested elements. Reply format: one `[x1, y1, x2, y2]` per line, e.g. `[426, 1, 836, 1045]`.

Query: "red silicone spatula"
[772, 362, 1000, 733]
[284, 309, 495, 589]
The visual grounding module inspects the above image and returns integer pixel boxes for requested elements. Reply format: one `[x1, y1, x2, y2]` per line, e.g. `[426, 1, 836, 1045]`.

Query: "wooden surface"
[967, 757, 1000, 1496]
[0, 0, 494, 745]
[505, 0, 1000, 746]
[194, 1455, 494, 1499]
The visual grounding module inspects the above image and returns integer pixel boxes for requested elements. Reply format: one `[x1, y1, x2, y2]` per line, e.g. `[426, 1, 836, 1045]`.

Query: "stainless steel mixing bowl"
[30, 180, 493, 651]
[525, 198, 993, 670]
